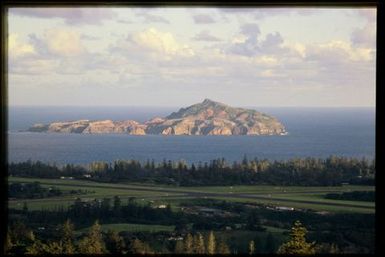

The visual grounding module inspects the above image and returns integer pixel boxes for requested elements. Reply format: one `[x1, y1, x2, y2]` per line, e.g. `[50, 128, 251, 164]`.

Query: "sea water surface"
[7, 106, 375, 165]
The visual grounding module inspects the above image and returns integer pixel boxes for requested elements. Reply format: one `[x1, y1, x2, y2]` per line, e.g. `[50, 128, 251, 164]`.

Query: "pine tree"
[277, 220, 315, 254]
[4, 231, 13, 254]
[25, 235, 46, 255]
[174, 240, 184, 254]
[22, 202, 28, 213]
[329, 243, 339, 254]
[217, 240, 231, 254]
[184, 233, 193, 254]
[193, 232, 205, 254]
[78, 220, 106, 254]
[131, 238, 153, 254]
[207, 231, 216, 254]
[113, 196, 121, 214]
[60, 219, 75, 254]
[43, 241, 64, 254]
[105, 229, 125, 254]
[249, 240, 255, 255]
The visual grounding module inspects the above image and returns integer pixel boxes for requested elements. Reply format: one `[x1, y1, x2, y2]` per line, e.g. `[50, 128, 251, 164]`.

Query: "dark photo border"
[1, 1, 383, 255]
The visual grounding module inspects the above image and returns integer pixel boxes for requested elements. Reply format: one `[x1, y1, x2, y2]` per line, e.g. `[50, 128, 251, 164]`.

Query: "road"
[8, 179, 374, 210]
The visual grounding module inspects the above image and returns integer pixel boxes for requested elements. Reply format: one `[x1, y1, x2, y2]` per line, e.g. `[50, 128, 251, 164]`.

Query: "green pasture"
[77, 223, 175, 234]
[8, 177, 375, 214]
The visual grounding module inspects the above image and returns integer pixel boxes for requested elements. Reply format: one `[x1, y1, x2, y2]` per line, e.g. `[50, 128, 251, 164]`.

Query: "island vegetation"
[8, 155, 375, 186]
[6, 155, 375, 254]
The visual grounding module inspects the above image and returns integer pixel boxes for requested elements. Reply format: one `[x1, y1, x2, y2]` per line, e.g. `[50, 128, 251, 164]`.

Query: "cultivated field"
[8, 177, 374, 213]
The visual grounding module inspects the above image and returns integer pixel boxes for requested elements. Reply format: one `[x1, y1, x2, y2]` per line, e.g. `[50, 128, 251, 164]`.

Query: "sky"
[7, 7, 376, 107]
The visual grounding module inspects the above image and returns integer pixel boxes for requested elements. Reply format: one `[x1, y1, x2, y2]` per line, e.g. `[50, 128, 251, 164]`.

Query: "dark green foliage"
[8, 181, 88, 199]
[104, 230, 125, 254]
[8, 156, 375, 186]
[277, 220, 315, 254]
[78, 220, 106, 254]
[325, 191, 374, 202]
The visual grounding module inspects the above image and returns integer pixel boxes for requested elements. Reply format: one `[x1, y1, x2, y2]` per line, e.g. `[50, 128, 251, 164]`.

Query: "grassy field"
[77, 223, 175, 234]
[8, 177, 374, 213]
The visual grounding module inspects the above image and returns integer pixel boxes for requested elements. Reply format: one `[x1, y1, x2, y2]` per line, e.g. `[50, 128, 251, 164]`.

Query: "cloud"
[351, 23, 376, 48]
[240, 23, 261, 37]
[136, 12, 170, 24]
[123, 28, 195, 57]
[80, 34, 101, 41]
[218, 8, 318, 20]
[350, 9, 376, 49]
[29, 28, 86, 57]
[117, 19, 133, 24]
[192, 14, 216, 24]
[260, 32, 284, 53]
[192, 30, 221, 42]
[357, 9, 376, 23]
[8, 29, 90, 75]
[8, 33, 36, 58]
[227, 23, 286, 57]
[10, 8, 116, 25]
[306, 40, 373, 63]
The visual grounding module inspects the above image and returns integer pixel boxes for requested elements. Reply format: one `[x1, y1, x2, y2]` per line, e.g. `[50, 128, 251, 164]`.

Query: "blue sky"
[8, 7, 376, 107]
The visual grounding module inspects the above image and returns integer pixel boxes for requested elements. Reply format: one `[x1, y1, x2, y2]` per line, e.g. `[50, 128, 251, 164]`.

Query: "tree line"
[8, 182, 90, 199]
[8, 155, 375, 186]
[9, 196, 374, 253]
[324, 191, 375, 202]
[5, 218, 317, 255]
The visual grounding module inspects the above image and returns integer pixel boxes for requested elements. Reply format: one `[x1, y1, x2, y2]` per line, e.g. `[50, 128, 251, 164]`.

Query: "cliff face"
[146, 99, 286, 135]
[27, 99, 287, 136]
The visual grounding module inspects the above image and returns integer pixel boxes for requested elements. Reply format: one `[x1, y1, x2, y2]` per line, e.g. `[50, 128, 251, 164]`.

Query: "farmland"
[8, 177, 374, 213]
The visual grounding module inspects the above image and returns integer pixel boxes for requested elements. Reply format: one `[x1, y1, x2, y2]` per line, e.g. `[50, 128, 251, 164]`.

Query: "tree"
[4, 231, 13, 254]
[264, 233, 277, 253]
[113, 196, 122, 215]
[78, 220, 106, 254]
[207, 231, 216, 254]
[43, 241, 64, 254]
[184, 233, 193, 254]
[277, 220, 315, 254]
[25, 239, 46, 255]
[193, 232, 205, 254]
[22, 202, 28, 213]
[249, 240, 255, 255]
[60, 219, 75, 254]
[105, 229, 125, 254]
[315, 243, 340, 254]
[131, 238, 153, 254]
[174, 240, 184, 254]
[217, 240, 231, 254]
[246, 210, 261, 230]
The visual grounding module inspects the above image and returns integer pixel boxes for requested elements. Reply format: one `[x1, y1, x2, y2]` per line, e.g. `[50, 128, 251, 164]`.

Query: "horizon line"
[8, 104, 376, 108]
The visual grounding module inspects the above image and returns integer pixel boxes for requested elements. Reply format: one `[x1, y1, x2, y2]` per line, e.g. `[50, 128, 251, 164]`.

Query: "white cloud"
[44, 29, 86, 56]
[192, 30, 221, 42]
[8, 33, 36, 58]
[10, 8, 116, 25]
[113, 28, 195, 58]
[192, 14, 216, 24]
[307, 40, 374, 62]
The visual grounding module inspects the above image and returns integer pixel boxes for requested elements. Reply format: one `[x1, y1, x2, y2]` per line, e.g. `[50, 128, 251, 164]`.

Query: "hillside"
[27, 99, 287, 136]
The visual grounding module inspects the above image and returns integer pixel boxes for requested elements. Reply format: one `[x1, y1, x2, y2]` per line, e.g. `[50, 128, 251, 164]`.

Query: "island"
[27, 99, 287, 136]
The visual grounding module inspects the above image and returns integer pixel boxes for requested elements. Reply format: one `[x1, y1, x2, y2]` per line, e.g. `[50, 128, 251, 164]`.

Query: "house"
[275, 206, 294, 211]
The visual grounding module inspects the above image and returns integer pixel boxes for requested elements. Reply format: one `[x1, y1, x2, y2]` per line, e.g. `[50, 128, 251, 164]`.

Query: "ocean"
[7, 106, 375, 165]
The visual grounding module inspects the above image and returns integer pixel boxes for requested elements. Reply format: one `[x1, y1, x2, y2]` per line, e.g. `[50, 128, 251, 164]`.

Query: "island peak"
[28, 100, 287, 136]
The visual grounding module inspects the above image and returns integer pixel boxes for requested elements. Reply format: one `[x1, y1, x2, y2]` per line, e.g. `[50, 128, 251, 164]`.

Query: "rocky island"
[28, 99, 287, 136]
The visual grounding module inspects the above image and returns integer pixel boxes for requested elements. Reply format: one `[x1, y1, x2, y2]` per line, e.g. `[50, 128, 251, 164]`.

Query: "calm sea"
[7, 106, 375, 165]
